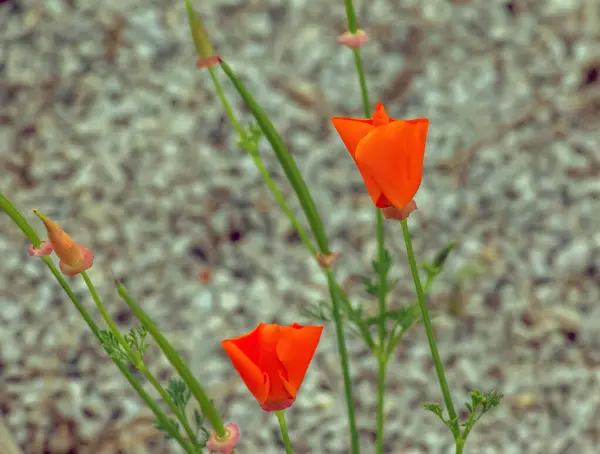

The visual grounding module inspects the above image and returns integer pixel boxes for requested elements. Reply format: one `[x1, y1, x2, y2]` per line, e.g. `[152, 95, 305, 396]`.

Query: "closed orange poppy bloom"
[331, 102, 429, 210]
[222, 323, 324, 411]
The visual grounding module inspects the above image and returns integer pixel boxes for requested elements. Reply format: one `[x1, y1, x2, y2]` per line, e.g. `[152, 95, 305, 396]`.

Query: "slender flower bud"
[32, 210, 94, 276]
[184, 0, 215, 59]
[337, 29, 369, 48]
[206, 423, 240, 454]
[28, 240, 53, 257]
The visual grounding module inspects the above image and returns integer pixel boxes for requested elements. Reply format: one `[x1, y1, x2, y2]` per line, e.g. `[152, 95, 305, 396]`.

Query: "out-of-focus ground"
[1, 0, 600, 452]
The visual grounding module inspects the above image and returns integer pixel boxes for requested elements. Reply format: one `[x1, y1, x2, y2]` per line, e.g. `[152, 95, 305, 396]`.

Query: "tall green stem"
[32, 259, 193, 452]
[212, 60, 361, 453]
[116, 281, 226, 437]
[375, 355, 388, 454]
[326, 271, 360, 454]
[81, 274, 199, 447]
[342, 3, 390, 452]
[274, 411, 293, 454]
[400, 220, 459, 437]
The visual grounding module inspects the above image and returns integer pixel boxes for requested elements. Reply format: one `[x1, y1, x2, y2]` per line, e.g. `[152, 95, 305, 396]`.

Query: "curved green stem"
[400, 220, 459, 437]
[115, 281, 226, 437]
[81, 274, 199, 446]
[33, 258, 193, 452]
[274, 411, 293, 454]
[218, 60, 330, 254]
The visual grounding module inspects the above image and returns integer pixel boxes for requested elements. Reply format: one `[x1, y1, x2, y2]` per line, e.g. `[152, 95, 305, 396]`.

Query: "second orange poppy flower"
[222, 323, 323, 412]
[331, 102, 429, 211]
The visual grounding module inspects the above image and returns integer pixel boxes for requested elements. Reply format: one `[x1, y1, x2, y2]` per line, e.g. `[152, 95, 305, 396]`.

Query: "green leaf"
[462, 389, 504, 434]
[153, 417, 179, 440]
[424, 402, 446, 423]
[300, 300, 332, 322]
[361, 276, 379, 296]
[433, 240, 456, 270]
[372, 249, 392, 275]
[166, 378, 191, 411]
[365, 305, 419, 330]
[98, 330, 127, 362]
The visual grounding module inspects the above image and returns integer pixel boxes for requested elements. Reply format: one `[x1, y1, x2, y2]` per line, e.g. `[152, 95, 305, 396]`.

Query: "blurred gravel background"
[1, 0, 600, 452]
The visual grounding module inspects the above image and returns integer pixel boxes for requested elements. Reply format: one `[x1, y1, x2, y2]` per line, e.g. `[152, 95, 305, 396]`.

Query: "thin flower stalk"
[400, 220, 460, 439]
[79, 272, 199, 446]
[195, 50, 362, 450]
[275, 411, 293, 454]
[341, 1, 388, 452]
[115, 281, 227, 437]
[202, 62, 374, 351]
[218, 60, 330, 255]
[0, 194, 194, 452]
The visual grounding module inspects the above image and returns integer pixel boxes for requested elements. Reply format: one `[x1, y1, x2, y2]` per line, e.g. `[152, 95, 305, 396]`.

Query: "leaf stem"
[274, 411, 293, 454]
[400, 220, 459, 437]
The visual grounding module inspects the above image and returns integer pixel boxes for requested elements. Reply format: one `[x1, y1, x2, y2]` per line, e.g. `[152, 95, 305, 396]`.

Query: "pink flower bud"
[382, 199, 418, 221]
[206, 423, 240, 454]
[337, 29, 369, 48]
[32, 210, 94, 276]
[28, 240, 53, 257]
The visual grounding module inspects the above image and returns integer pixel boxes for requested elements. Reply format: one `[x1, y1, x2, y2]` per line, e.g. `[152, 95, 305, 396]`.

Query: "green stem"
[352, 49, 371, 119]
[34, 257, 194, 452]
[0, 192, 41, 246]
[80, 272, 134, 360]
[344, 0, 358, 33]
[207, 63, 318, 258]
[375, 212, 388, 454]
[115, 281, 226, 437]
[384, 273, 435, 359]
[400, 220, 459, 437]
[218, 59, 330, 254]
[326, 270, 360, 454]
[456, 438, 465, 454]
[80, 272, 199, 446]
[212, 50, 362, 454]
[375, 355, 388, 454]
[376, 210, 387, 348]
[274, 411, 293, 454]
[208, 66, 245, 138]
[342, 6, 388, 453]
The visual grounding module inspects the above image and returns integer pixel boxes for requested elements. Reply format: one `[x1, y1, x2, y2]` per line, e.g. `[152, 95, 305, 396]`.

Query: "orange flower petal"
[276, 324, 324, 395]
[222, 339, 268, 405]
[355, 119, 429, 209]
[330, 117, 374, 158]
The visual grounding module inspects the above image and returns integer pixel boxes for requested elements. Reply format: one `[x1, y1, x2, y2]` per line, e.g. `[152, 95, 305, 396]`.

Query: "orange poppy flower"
[331, 102, 429, 211]
[222, 323, 324, 411]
